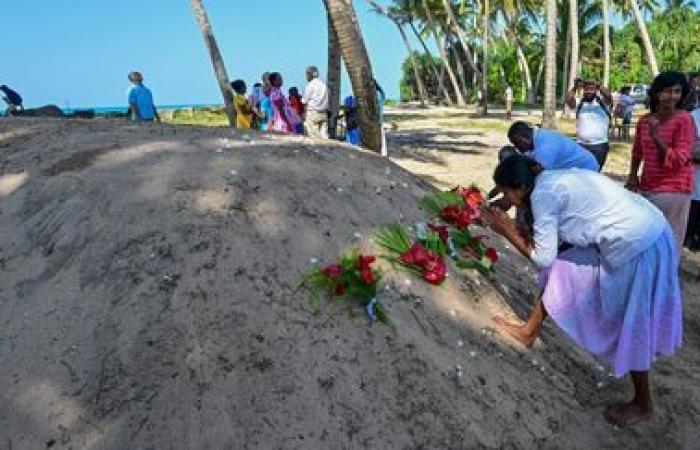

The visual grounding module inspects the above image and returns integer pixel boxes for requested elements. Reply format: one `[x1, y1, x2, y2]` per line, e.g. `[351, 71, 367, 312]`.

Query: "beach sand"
[1, 117, 699, 449]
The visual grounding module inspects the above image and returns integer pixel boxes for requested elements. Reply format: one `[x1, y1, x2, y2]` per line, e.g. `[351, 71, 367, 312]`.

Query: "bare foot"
[603, 402, 652, 427]
[492, 315, 537, 348]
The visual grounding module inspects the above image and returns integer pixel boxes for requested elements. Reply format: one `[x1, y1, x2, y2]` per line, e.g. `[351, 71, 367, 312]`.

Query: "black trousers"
[580, 142, 610, 171]
[685, 200, 700, 250]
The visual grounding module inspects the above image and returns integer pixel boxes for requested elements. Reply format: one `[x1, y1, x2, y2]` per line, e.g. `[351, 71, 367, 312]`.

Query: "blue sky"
[2, 1, 408, 108]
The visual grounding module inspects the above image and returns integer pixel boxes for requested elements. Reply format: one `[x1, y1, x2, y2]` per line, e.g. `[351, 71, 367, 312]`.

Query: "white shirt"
[576, 98, 610, 145]
[505, 87, 513, 101]
[530, 169, 666, 269]
[302, 77, 329, 111]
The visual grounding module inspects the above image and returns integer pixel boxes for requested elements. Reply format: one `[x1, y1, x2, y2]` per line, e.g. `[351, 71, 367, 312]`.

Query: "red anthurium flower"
[454, 209, 472, 229]
[400, 243, 432, 266]
[440, 205, 461, 223]
[459, 187, 484, 208]
[422, 256, 447, 285]
[323, 264, 343, 279]
[334, 283, 346, 296]
[485, 248, 499, 263]
[427, 223, 449, 243]
[357, 255, 376, 284]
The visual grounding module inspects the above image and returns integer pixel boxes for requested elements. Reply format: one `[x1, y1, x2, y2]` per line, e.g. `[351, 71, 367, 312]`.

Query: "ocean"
[61, 104, 221, 115]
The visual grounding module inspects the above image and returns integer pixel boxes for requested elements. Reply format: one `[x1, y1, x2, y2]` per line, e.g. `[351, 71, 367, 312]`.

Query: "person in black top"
[1, 85, 23, 115]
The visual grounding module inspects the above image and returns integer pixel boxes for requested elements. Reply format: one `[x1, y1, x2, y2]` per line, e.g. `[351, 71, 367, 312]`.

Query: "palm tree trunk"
[409, 21, 452, 105]
[447, 32, 470, 100]
[423, 0, 465, 106]
[190, 0, 235, 126]
[561, 20, 570, 104]
[441, 0, 482, 78]
[326, 4, 342, 139]
[535, 55, 545, 99]
[516, 41, 535, 105]
[602, 0, 610, 86]
[396, 22, 428, 105]
[480, 0, 489, 116]
[325, 0, 382, 152]
[568, 0, 580, 90]
[543, 0, 558, 129]
[630, 0, 659, 76]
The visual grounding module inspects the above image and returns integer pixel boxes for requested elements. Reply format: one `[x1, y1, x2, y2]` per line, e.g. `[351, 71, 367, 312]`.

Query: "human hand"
[488, 196, 513, 212]
[625, 175, 639, 192]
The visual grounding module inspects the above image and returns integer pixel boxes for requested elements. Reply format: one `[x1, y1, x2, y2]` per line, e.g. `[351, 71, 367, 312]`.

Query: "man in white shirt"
[302, 66, 329, 139]
[504, 85, 513, 120]
[566, 79, 613, 170]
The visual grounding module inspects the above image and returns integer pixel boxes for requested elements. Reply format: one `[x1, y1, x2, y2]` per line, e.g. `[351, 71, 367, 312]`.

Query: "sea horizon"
[60, 103, 223, 114]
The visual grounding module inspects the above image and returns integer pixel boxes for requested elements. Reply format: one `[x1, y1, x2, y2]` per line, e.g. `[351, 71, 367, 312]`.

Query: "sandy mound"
[1, 118, 699, 449]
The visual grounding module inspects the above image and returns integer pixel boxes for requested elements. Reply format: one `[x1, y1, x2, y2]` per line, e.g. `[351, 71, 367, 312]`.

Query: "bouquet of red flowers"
[301, 250, 390, 325]
[451, 229, 499, 274]
[375, 223, 447, 285]
[419, 186, 485, 230]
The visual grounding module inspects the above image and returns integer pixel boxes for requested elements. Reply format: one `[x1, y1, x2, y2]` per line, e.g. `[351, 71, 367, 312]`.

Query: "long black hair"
[493, 154, 542, 232]
[648, 71, 689, 113]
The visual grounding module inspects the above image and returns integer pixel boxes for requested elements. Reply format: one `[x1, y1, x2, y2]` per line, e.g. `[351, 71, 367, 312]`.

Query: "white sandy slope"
[1, 118, 699, 449]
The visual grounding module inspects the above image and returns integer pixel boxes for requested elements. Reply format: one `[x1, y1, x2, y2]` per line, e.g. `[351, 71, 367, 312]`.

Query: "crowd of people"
[483, 69, 699, 427]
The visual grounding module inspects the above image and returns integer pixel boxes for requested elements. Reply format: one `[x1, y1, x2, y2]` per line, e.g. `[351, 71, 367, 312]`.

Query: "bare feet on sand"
[603, 402, 652, 427]
[492, 315, 537, 348]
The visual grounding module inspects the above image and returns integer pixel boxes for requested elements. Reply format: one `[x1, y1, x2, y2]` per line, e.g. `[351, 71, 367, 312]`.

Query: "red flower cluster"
[400, 243, 447, 285]
[485, 248, 499, 263]
[440, 204, 481, 229]
[455, 186, 485, 208]
[321, 254, 377, 296]
[427, 223, 449, 243]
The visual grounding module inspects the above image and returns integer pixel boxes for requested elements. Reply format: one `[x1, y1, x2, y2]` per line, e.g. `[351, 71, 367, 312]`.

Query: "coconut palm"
[614, 0, 660, 75]
[324, 0, 383, 152]
[326, 2, 342, 138]
[480, 0, 490, 115]
[422, 0, 467, 105]
[542, 0, 558, 128]
[568, 0, 580, 89]
[367, 0, 429, 105]
[190, 0, 236, 126]
[602, 0, 610, 86]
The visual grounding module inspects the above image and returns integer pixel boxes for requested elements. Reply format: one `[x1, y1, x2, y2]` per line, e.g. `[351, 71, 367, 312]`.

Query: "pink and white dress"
[269, 87, 301, 133]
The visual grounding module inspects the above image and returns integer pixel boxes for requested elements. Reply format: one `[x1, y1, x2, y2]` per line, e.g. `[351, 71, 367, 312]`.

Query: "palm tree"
[422, 0, 466, 105]
[602, 0, 610, 86]
[324, 0, 383, 152]
[367, 0, 429, 105]
[326, 1, 342, 138]
[440, 0, 482, 82]
[190, 0, 236, 126]
[568, 0, 580, 89]
[542, 0, 558, 128]
[480, 0, 490, 116]
[614, 0, 659, 76]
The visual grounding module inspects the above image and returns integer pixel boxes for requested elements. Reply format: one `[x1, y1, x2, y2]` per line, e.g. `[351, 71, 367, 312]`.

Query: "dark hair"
[648, 71, 689, 113]
[288, 87, 301, 99]
[621, 86, 631, 95]
[253, 82, 262, 88]
[231, 79, 246, 94]
[269, 72, 282, 85]
[689, 72, 699, 81]
[498, 145, 520, 162]
[493, 154, 542, 231]
[507, 121, 533, 141]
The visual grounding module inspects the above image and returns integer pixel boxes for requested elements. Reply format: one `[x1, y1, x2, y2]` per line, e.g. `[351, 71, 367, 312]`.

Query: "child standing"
[288, 87, 305, 134]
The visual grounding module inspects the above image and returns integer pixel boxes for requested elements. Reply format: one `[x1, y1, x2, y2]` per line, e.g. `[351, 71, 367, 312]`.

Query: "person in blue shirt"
[127, 71, 159, 122]
[507, 121, 599, 171]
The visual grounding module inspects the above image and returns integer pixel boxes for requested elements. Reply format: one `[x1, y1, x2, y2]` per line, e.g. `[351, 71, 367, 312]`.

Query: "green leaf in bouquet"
[419, 190, 465, 216]
[423, 230, 447, 258]
[375, 222, 413, 255]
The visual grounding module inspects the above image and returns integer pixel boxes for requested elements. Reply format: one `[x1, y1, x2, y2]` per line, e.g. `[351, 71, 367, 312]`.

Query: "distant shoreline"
[60, 104, 222, 115]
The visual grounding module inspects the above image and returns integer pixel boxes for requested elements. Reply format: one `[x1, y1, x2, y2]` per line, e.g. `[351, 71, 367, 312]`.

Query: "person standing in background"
[375, 79, 387, 156]
[504, 85, 513, 120]
[684, 104, 700, 250]
[231, 79, 253, 129]
[566, 79, 613, 170]
[288, 87, 304, 134]
[127, 71, 159, 122]
[302, 66, 329, 139]
[626, 71, 696, 255]
[683, 73, 699, 112]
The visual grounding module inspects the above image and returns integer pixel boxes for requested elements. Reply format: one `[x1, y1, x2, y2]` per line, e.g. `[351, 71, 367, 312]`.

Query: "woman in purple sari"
[268, 72, 300, 134]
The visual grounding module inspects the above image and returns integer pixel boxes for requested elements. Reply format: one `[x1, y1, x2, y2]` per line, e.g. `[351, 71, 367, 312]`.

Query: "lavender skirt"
[538, 225, 683, 377]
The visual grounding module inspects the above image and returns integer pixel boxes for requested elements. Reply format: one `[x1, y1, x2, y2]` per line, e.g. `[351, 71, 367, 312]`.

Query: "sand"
[1, 117, 699, 449]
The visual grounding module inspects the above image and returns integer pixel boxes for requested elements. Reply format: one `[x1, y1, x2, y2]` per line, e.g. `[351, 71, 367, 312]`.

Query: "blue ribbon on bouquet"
[366, 297, 378, 323]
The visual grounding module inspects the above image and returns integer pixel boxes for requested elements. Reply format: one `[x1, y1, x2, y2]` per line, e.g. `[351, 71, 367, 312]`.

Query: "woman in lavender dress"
[482, 155, 683, 427]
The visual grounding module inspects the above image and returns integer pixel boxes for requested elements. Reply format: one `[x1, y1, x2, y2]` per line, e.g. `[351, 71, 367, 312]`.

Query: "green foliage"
[418, 190, 465, 215]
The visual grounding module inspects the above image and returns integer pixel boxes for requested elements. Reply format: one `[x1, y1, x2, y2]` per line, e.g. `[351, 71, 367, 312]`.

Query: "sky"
[2, 1, 409, 108]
